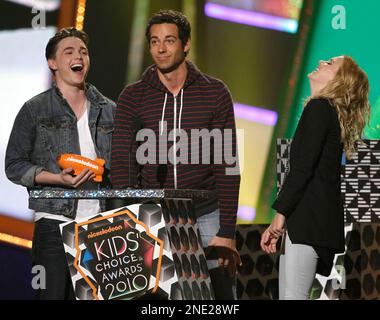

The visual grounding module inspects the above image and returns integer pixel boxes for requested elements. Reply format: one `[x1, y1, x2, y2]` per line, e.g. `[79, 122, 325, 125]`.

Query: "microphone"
[156, 164, 168, 189]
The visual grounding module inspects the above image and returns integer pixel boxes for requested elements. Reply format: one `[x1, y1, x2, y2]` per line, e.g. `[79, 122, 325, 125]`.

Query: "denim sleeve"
[5, 103, 46, 188]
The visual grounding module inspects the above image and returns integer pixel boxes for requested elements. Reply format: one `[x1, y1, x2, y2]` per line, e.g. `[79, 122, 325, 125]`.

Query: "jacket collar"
[53, 82, 108, 108]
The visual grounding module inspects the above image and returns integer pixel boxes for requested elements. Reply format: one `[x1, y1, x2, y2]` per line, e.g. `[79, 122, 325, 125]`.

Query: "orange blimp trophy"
[57, 154, 105, 182]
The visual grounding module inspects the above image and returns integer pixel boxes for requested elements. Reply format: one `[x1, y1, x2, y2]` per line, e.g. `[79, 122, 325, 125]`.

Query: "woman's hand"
[260, 213, 285, 254]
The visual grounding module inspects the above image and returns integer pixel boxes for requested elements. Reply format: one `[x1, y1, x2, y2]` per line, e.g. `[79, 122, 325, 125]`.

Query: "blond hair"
[313, 56, 370, 159]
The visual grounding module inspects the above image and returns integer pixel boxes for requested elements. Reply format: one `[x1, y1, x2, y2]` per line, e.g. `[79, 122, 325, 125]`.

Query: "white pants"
[279, 233, 319, 300]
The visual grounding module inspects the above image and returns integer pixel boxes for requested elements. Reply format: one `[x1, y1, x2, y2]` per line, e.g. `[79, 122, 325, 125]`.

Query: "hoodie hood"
[140, 60, 204, 136]
[141, 60, 202, 92]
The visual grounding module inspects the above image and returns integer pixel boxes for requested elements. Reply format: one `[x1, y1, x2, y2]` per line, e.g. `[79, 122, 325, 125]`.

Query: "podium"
[29, 189, 215, 300]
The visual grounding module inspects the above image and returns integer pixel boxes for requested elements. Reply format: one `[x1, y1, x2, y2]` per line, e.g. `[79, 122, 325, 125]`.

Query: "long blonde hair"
[314, 56, 370, 159]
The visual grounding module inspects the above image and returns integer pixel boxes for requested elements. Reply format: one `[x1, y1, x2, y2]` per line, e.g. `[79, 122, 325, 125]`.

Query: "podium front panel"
[58, 201, 214, 300]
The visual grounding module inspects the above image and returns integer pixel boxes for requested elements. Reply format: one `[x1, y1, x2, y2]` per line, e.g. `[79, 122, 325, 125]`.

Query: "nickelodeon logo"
[87, 225, 123, 240]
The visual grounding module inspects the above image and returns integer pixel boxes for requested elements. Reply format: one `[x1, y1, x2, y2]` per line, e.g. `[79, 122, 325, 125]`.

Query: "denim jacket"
[5, 83, 116, 218]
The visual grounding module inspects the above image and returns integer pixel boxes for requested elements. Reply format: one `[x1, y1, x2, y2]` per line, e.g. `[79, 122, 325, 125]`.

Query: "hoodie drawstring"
[174, 89, 184, 189]
[160, 89, 184, 189]
[160, 93, 168, 135]
[179, 89, 184, 130]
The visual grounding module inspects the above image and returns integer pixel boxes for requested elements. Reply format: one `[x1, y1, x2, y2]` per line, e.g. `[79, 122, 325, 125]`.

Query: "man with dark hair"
[111, 10, 241, 299]
[5, 27, 115, 299]
[145, 9, 191, 56]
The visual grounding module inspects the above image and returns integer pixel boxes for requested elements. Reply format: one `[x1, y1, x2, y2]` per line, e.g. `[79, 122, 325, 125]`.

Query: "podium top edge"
[29, 188, 210, 200]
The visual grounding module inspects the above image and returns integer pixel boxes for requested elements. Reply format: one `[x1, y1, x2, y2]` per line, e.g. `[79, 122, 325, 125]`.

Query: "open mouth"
[71, 63, 84, 72]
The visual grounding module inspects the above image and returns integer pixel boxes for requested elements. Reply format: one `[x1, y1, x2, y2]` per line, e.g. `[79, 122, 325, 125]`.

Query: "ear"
[184, 38, 191, 55]
[47, 58, 58, 71]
